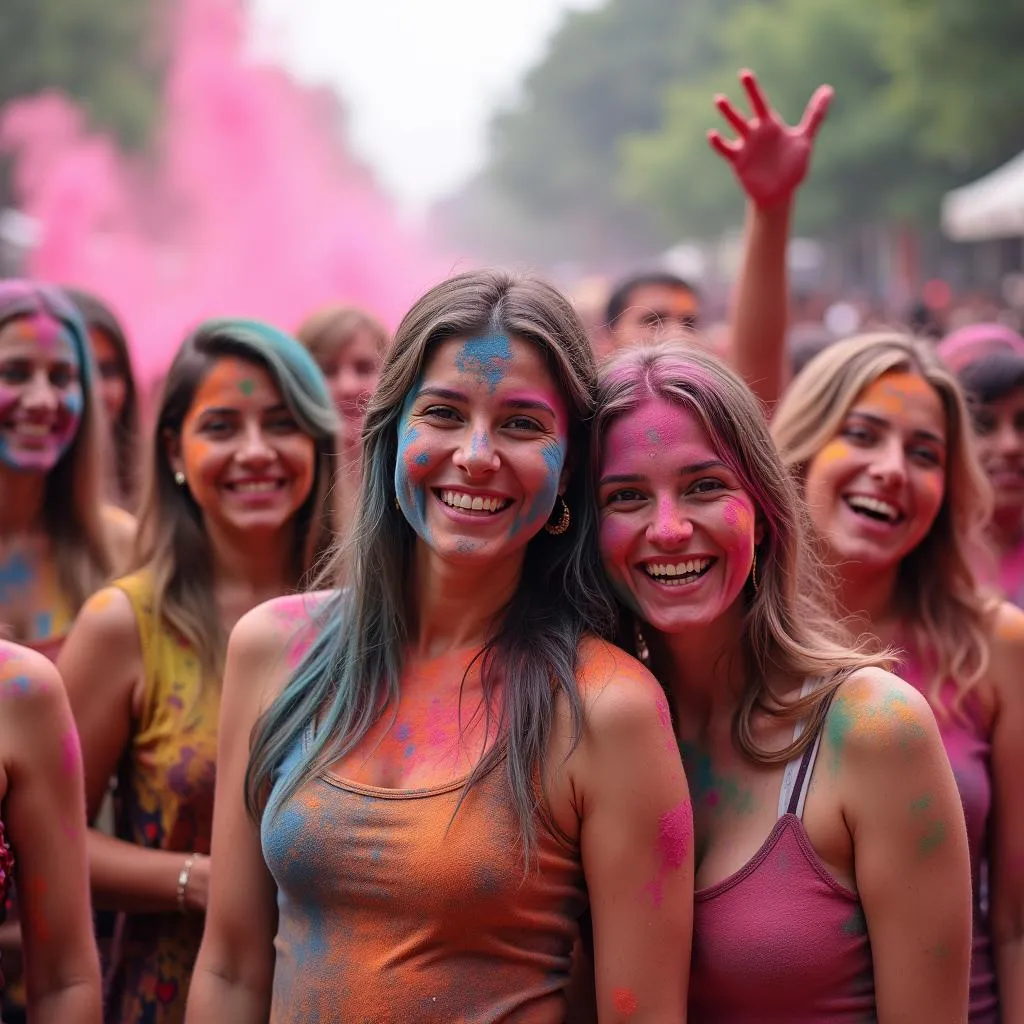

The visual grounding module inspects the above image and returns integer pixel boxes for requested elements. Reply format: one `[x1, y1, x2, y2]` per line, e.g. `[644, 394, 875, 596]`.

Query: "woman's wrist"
[176, 852, 199, 914]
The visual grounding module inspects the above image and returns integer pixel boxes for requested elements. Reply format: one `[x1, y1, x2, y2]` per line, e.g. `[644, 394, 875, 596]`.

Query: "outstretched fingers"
[798, 84, 835, 140]
[739, 69, 771, 121]
[707, 130, 741, 163]
[714, 95, 749, 139]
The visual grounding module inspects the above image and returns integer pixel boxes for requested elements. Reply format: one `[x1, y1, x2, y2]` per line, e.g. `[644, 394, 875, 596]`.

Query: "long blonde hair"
[133, 319, 339, 676]
[0, 282, 115, 616]
[594, 344, 886, 766]
[772, 332, 994, 711]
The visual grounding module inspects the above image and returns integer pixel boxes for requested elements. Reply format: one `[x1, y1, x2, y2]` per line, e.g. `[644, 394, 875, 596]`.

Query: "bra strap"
[786, 686, 839, 819]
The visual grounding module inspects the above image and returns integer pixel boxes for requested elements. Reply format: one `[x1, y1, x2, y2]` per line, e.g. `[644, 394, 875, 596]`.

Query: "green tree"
[0, 0, 162, 150]
[622, 0, 960, 240]
[482, 0, 742, 264]
[881, 0, 1024, 173]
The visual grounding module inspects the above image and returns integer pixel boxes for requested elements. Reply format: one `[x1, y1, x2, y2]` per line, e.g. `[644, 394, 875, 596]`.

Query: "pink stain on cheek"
[722, 496, 753, 535]
[643, 797, 693, 907]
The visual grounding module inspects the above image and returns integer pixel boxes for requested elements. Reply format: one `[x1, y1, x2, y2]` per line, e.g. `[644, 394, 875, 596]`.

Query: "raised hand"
[708, 69, 833, 209]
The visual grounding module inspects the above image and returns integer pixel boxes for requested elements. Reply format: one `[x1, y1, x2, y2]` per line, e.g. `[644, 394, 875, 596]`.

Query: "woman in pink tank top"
[774, 333, 1024, 1022]
[594, 344, 973, 1021]
[188, 270, 694, 1023]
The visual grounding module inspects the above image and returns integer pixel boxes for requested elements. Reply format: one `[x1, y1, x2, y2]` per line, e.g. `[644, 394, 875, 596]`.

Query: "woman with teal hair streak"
[56, 319, 339, 1024]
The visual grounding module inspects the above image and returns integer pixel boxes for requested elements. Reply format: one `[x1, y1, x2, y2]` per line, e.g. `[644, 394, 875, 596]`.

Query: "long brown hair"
[594, 344, 886, 766]
[133, 319, 339, 676]
[772, 332, 994, 712]
[0, 281, 115, 616]
[65, 288, 141, 509]
[247, 270, 615, 858]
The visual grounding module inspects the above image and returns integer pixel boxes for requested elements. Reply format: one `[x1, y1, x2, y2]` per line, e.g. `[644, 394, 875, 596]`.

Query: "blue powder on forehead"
[454, 334, 513, 393]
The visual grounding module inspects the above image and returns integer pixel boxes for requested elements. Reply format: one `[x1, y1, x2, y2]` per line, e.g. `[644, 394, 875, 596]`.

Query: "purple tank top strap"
[785, 685, 839, 819]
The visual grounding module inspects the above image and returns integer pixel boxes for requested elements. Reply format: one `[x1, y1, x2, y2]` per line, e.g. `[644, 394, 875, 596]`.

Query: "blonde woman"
[57, 320, 339, 1024]
[594, 344, 972, 1021]
[773, 333, 1024, 1022]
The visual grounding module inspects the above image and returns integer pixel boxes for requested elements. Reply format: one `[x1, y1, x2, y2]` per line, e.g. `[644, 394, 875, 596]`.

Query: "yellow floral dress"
[105, 571, 219, 1024]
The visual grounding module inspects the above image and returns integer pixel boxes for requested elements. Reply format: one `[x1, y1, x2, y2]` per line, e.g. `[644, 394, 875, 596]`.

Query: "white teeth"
[440, 491, 507, 513]
[646, 558, 711, 579]
[233, 481, 279, 493]
[13, 424, 50, 437]
[846, 495, 899, 521]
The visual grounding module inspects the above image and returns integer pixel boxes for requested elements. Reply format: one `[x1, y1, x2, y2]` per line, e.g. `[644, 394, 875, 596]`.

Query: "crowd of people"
[0, 71, 1020, 1024]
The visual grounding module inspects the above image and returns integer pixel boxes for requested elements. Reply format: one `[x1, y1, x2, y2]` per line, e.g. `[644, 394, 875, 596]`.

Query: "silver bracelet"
[176, 852, 198, 914]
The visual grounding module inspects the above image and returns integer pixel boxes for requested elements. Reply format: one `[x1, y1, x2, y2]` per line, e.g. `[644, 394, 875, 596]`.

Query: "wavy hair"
[65, 288, 141, 508]
[772, 332, 993, 712]
[133, 319, 339, 676]
[0, 281, 114, 617]
[593, 344, 886, 765]
[246, 269, 615, 856]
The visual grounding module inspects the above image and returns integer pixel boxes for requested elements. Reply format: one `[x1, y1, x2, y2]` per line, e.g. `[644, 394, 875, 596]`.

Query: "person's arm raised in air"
[0, 643, 102, 1023]
[567, 640, 693, 1023]
[831, 668, 972, 1022]
[711, 69, 832, 411]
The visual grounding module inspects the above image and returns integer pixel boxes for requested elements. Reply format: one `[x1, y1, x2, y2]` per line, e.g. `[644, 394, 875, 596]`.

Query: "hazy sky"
[252, 0, 601, 216]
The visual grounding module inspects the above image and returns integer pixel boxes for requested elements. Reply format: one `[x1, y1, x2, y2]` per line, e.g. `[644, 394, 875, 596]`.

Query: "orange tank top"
[261, 729, 587, 1023]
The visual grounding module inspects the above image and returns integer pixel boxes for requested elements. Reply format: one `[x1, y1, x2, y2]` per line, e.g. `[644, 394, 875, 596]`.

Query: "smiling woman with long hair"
[187, 270, 693, 1024]
[0, 281, 133, 660]
[593, 343, 972, 1022]
[773, 333, 1024, 1022]
[56, 320, 338, 1024]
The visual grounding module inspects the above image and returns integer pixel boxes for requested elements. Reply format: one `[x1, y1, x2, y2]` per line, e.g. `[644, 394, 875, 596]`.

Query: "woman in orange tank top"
[188, 269, 695, 1024]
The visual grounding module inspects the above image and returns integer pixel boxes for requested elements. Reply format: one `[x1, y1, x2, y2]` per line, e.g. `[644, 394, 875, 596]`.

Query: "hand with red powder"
[708, 69, 833, 210]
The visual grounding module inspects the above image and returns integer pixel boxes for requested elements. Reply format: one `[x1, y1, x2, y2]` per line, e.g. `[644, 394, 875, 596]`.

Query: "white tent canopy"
[942, 149, 1024, 242]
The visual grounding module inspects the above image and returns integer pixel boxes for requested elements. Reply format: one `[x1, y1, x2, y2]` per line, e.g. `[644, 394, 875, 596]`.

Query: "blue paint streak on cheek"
[63, 389, 84, 418]
[394, 389, 431, 542]
[454, 334, 512, 393]
[414, 452, 429, 466]
[512, 440, 566, 538]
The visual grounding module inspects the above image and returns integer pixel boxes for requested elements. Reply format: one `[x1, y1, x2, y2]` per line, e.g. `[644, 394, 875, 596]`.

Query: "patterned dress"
[104, 571, 218, 1024]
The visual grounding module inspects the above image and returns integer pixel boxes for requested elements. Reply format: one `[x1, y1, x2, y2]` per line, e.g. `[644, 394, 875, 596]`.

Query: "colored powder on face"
[414, 452, 429, 466]
[395, 723, 412, 742]
[454, 334, 513, 393]
[394, 387, 431, 541]
[512, 439, 566, 537]
[611, 987, 639, 1016]
[643, 797, 692, 907]
[239, 378, 255, 396]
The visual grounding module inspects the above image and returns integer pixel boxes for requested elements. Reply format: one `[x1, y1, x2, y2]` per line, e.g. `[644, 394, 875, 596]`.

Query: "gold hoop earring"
[634, 621, 650, 665]
[544, 495, 571, 536]
[751, 547, 760, 592]
[174, 471, 186, 487]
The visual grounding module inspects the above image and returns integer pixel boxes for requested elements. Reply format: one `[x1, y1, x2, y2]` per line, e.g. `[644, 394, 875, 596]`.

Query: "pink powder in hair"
[0, 0, 445, 387]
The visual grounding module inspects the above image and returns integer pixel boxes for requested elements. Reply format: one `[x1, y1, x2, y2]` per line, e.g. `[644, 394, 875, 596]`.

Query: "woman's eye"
[910, 446, 942, 467]
[201, 419, 232, 435]
[49, 367, 76, 388]
[606, 488, 646, 504]
[506, 415, 543, 431]
[0, 363, 30, 385]
[423, 405, 460, 422]
[691, 478, 724, 494]
[266, 416, 300, 434]
[840, 425, 872, 444]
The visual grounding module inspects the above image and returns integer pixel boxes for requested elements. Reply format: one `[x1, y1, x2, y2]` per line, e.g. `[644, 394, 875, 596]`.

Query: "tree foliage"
[0, 0, 162, 150]
[471, 0, 1024, 257]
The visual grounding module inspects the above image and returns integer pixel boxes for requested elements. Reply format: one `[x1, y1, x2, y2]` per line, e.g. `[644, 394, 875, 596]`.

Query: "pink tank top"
[688, 693, 875, 1022]
[897, 655, 999, 1023]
